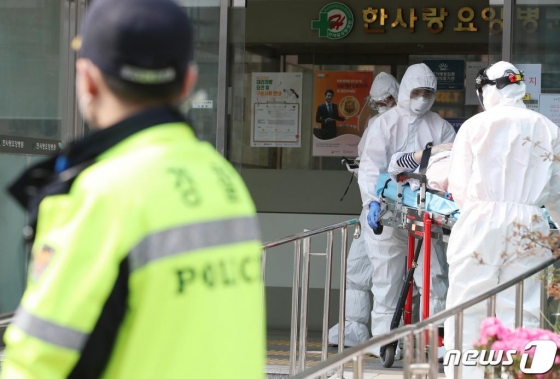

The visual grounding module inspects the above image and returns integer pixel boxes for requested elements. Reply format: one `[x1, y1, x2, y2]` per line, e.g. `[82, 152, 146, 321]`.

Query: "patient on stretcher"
[388, 143, 453, 193]
[376, 143, 460, 219]
[380, 144, 556, 227]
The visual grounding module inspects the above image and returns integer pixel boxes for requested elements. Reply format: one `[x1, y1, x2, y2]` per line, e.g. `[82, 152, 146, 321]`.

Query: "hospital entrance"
[237, 0, 560, 335]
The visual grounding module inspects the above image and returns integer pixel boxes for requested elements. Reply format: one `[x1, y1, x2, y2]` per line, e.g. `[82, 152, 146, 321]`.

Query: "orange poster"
[313, 71, 373, 157]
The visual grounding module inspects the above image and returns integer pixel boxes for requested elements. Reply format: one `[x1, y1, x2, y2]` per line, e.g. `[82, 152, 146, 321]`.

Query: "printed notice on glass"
[251, 72, 302, 147]
[253, 103, 300, 146]
[516, 64, 541, 112]
[539, 94, 560, 127]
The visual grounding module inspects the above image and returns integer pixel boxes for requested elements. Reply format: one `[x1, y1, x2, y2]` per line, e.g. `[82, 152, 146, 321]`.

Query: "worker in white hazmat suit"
[358, 63, 455, 357]
[443, 61, 560, 379]
[329, 72, 399, 347]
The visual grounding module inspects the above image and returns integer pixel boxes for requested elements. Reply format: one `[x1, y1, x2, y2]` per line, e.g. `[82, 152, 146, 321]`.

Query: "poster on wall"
[251, 72, 303, 148]
[424, 60, 465, 91]
[312, 71, 373, 157]
[539, 94, 560, 127]
[465, 62, 488, 106]
[516, 64, 542, 112]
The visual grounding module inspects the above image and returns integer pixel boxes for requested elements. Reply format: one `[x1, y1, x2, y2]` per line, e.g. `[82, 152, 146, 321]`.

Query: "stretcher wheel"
[380, 344, 395, 368]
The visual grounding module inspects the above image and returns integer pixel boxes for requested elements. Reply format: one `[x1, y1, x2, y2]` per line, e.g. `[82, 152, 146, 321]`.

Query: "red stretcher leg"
[404, 233, 414, 325]
[422, 212, 432, 321]
[423, 213, 432, 344]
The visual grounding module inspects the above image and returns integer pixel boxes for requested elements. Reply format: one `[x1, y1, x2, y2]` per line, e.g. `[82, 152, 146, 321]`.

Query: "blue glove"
[367, 201, 381, 230]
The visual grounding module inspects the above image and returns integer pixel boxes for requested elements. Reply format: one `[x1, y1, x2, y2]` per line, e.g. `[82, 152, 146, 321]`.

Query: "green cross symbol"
[312, 11, 331, 37]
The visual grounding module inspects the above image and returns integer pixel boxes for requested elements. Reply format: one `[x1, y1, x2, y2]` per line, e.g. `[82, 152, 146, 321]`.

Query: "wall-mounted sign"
[539, 94, 560, 128]
[250, 73, 303, 148]
[424, 60, 465, 90]
[515, 63, 542, 112]
[249, 2, 555, 45]
[192, 100, 213, 109]
[311, 2, 354, 40]
[312, 71, 373, 157]
[0, 135, 61, 155]
[360, 6, 541, 35]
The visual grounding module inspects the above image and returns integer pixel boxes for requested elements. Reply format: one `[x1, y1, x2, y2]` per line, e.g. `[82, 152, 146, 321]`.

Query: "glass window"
[512, 2, 560, 94]
[181, 4, 221, 147]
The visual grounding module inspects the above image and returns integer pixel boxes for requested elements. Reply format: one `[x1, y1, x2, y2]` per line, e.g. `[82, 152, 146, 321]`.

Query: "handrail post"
[353, 355, 363, 379]
[429, 324, 439, 379]
[454, 311, 463, 379]
[289, 240, 302, 376]
[321, 231, 334, 379]
[418, 325, 427, 364]
[515, 281, 524, 328]
[298, 236, 312, 373]
[262, 249, 267, 299]
[487, 295, 496, 318]
[403, 332, 414, 379]
[540, 267, 547, 329]
[338, 226, 349, 379]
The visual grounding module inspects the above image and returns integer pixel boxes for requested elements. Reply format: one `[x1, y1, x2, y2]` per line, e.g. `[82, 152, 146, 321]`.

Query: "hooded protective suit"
[329, 72, 399, 347]
[443, 61, 560, 379]
[357, 64, 455, 354]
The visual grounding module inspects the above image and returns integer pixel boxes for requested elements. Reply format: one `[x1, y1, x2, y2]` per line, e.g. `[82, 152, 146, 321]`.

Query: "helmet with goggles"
[475, 66, 524, 108]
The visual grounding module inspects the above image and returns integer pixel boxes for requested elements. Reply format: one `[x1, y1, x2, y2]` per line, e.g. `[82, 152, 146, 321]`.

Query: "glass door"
[0, 0, 81, 314]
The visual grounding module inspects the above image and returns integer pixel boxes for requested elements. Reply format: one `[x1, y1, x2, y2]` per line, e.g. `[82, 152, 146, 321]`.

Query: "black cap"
[75, 0, 194, 86]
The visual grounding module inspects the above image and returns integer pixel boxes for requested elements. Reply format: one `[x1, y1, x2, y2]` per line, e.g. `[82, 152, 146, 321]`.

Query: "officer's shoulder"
[75, 138, 220, 195]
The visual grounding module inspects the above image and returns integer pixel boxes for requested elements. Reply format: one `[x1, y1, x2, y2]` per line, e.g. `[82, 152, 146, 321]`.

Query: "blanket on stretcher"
[375, 173, 461, 220]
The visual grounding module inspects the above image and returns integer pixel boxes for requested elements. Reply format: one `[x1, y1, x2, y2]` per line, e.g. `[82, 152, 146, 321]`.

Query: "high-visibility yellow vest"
[2, 115, 265, 379]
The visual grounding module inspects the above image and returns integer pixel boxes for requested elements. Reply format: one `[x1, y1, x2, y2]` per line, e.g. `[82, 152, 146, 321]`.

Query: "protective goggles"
[368, 95, 395, 109]
[409, 88, 435, 100]
[475, 67, 524, 108]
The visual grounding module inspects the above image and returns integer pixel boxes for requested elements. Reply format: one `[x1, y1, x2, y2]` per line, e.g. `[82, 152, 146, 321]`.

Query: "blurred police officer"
[2, 0, 265, 378]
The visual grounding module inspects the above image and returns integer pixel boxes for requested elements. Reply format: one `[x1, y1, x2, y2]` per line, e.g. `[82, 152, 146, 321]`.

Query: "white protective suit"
[329, 72, 400, 347]
[358, 64, 456, 354]
[443, 61, 560, 379]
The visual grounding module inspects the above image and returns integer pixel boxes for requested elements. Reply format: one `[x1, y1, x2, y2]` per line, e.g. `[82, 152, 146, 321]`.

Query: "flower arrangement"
[473, 317, 560, 379]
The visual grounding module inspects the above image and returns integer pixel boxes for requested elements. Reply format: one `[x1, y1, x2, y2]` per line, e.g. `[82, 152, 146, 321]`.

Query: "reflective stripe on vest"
[12, 307, 89, 351]
[129, 216, 261, 272]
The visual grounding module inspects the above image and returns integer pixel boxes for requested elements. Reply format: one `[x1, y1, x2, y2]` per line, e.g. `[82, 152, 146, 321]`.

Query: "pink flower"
[479, 317, 512, 341]
[476, 318, 560, 378]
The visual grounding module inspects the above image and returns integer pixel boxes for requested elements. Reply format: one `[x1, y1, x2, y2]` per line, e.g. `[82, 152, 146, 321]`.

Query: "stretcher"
[374, 143, 455, 368]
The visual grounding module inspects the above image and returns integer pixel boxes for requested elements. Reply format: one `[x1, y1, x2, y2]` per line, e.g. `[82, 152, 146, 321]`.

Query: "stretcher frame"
[376, 144, 456, 367]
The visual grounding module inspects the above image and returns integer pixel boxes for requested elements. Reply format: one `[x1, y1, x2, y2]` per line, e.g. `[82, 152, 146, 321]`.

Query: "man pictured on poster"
[316, 89, 345, 140]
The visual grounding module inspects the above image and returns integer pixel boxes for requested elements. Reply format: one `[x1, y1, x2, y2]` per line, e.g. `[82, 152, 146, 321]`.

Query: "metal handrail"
[262, 219, 359, 249]
[262, 218, 361, 377]
[292, 253, 560, 379]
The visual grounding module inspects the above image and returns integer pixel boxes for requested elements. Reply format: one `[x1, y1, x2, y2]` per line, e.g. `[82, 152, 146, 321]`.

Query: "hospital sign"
[310, 4, 553, 38]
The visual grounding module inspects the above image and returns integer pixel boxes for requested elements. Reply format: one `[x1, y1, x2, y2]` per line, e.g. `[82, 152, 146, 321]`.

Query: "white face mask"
[409, 97, 431, 115]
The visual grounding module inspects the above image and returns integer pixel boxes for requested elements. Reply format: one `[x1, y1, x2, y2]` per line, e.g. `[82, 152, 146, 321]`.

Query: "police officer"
[1, 0, 265, 378]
